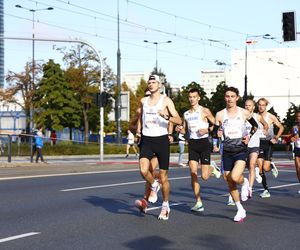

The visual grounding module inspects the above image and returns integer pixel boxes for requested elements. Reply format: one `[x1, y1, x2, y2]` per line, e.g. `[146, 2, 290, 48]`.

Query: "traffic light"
[282, 12, 296, 42]
[99, 91, 111, 107]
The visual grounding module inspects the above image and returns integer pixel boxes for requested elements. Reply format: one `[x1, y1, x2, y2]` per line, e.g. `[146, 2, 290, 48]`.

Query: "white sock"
[235, 201, 244, 211]
[151, 180, 158, 188]
[162, 201, 169, 207]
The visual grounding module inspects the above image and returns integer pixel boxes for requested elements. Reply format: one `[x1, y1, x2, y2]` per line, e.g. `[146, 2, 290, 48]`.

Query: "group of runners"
[133, 74, 300, 222]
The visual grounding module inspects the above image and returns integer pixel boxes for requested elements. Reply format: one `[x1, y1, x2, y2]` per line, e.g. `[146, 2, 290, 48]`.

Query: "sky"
[3, 0, 300, 88]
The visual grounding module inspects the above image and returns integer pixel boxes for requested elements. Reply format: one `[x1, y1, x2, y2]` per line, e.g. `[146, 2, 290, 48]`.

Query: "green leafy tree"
[57, 45, 115, 143]
[174, 81, 210, 117]
[33, 60, 81, 136]
[210, 82, 228, 115]
[283, 103, 300, 133]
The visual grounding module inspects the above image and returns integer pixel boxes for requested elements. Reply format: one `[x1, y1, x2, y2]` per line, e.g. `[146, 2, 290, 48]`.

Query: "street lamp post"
[144, 40, 172, 73]
[243, 34, 272, 101]
[15, 4, 53, 162]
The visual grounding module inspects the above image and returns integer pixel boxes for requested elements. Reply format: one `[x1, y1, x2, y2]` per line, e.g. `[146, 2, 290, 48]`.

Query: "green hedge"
[4, 141, 286, 156]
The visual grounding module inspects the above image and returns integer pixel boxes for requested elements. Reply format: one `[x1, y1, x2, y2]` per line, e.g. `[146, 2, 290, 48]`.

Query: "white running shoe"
[211, 161, 221, 178]
[191, 202, 204, 212]
[158, 206, 170, 220]
[227, 195, 235, 206]
[255, 167, 262, 183]
[233, 209, 246, 222]
[271, 162, 278, 178]
[241, 178, 250, 202]
[260, 189, 271, 198]
[148, 180, 160, 203]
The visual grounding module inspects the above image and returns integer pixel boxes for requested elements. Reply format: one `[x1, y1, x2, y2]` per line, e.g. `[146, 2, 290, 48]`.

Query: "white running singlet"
[142, 95, 168, 137]
[184, 106, 209, 139]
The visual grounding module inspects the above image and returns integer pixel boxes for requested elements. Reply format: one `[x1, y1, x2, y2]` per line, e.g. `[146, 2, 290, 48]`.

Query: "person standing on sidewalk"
[214, 87, 258, 222]
[176, 125, 187, 167]
[35, 128, 47, 163]
[177, 88, 221, 212]
[125, 130, 138, 158]
[257, 98, 284, 198]
[291, 111, 300, 194]
[136, 75, 181, 220]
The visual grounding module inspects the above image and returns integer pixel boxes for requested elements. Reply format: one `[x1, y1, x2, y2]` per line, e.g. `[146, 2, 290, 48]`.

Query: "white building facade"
[200, 69, 230, 98]
[230, 47, 300, 120]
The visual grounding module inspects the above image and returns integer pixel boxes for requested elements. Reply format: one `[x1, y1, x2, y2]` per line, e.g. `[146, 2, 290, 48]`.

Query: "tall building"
[122, 72, 149, 93]
[0, 0, 4, 88]
[200, 69, 229, 97]
[230, 47, 300, 119]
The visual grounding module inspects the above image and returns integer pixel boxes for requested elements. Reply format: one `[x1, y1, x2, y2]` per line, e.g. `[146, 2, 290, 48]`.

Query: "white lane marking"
[0, 232, 40, 243]
[220, 182, 300, 197]
[146, 202, 184, 212]
[61, 176, 190, 192]
[0, 169, 139, 181]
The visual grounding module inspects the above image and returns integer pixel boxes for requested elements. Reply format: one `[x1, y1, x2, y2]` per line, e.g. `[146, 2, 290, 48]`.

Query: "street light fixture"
[243, 34, 273, 101]
[144, 40, 172, 73]
[15, 4, 54, 162]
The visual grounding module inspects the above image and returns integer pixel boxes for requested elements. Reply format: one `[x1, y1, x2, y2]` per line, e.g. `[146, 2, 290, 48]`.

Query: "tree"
[57, 44, 116, 143]
[33, 60, 81, 136]
[174, 81, 210, 117]
[283, 103, 300, 133]
[209, 82, 228, 115]
[4, 61, 42, 134]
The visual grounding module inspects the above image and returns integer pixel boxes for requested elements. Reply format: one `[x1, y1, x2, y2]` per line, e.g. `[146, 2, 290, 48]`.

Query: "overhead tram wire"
[6, 12, 226, 67]
[28, 0, 238, 51]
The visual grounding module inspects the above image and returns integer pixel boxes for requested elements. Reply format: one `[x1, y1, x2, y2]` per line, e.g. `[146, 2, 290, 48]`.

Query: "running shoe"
[158, 206, 170, 220]
[227, 195, 235, 206]
[241, 178, 250, 201]
[148, 180, 160, 203]
[233, 209, 246, 222]
[255, 167, 262, 183]
[191, 202, 204, 212]
[260, 189, 271, 198]
[134, 198, 148, 213]
[271, 162, 278, 178]
[211, 161, 221, 178]
[298, 190, 300, 194]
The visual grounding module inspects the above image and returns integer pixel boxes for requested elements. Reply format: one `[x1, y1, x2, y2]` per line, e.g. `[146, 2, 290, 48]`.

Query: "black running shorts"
[258, 139, 273, 161]
[188, 138, 211, 165]
[139, 135, 170, 170]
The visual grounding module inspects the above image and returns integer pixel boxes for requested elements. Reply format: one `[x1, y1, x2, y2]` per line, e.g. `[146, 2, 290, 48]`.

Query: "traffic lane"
[1, 166, 299, 249]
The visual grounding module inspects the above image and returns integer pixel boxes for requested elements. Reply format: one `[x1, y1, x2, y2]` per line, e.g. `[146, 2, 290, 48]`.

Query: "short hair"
[257, 97, 269, 105]
[245, 99, 255, 106]
[188, 88, 200, 96]
[225, 86, 239, 96]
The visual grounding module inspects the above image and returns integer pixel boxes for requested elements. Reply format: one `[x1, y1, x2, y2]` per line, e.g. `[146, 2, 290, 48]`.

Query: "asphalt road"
[0, 157, 299, 250]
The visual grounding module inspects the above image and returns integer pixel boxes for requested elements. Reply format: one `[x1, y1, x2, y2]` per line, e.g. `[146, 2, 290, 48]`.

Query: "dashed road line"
[0, 232, 40, 243]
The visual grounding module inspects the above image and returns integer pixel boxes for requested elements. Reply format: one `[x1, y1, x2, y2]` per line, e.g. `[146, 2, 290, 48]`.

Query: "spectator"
[125, 130, 138, 158]
[50, 130, 57, 146]
[35, 128, 47, 163]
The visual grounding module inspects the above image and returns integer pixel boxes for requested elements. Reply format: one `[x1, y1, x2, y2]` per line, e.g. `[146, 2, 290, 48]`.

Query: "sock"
[151, 180, 158, 188]
[235, 201, 244, 211]
[260, 171, 269, 190]
[162, 201, 169, 207]
[196, 201, 203, 206]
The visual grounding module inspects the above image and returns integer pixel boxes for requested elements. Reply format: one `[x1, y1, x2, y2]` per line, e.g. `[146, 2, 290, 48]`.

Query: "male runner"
[257, 98, 284, 198]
